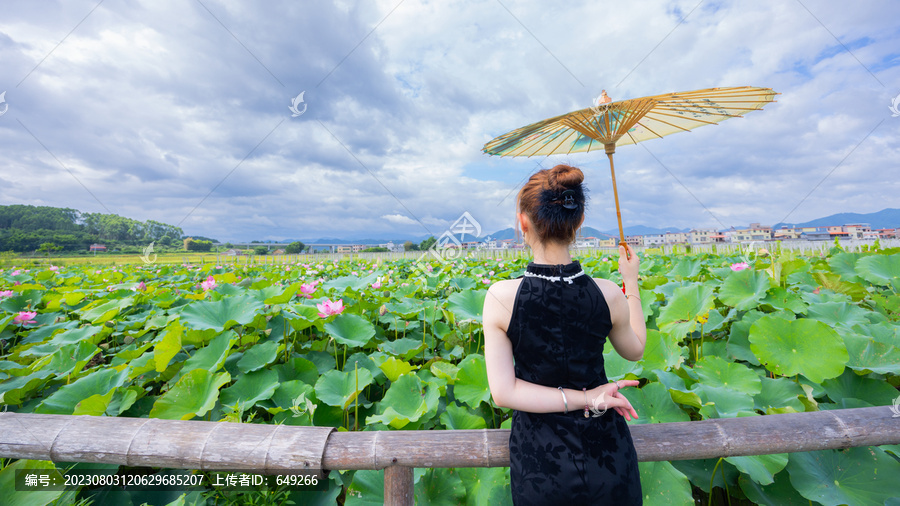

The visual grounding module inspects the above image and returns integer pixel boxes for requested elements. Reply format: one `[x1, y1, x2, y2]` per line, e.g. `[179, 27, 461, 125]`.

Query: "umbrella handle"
[619, 240, 629, 294]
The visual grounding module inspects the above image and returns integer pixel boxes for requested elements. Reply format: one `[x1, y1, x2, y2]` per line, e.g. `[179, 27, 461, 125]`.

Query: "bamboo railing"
[2, 406, 899, 505]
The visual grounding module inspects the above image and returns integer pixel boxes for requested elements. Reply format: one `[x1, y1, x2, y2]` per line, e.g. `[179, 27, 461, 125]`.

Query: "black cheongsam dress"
[506, 260, 642, 505]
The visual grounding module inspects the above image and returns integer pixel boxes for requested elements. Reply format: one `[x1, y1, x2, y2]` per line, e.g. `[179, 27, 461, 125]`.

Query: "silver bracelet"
[626, 294, 641, 302]
[558, 386, 568, 414]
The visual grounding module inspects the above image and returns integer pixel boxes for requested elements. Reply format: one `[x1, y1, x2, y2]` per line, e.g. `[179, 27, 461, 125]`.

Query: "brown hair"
[516, 164, 587, 245]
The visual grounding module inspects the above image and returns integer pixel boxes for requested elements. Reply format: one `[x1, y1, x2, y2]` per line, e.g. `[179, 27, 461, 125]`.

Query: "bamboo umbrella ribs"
[483, 86, 779, 245]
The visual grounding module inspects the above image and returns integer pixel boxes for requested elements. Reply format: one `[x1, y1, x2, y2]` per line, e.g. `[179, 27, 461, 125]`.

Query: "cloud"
[1, 0, 898, 241]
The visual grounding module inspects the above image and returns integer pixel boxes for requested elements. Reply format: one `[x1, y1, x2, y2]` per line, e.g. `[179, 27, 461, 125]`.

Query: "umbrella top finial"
[595, 90, 612, 105]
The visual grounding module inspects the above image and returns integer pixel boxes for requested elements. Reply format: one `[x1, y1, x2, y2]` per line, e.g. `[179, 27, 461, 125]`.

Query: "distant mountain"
[772, 208, 900, 231]
[286, 208, 899, 245]
[300, 235, 428, 245]
[600, 225, 688, 237]
[479, 225, 689, 242]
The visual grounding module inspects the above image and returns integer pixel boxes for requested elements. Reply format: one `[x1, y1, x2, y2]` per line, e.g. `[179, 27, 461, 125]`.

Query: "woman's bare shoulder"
[484, 278, 523, 332]
[592, 277, 625, 303]
[487, 278, 523, 303]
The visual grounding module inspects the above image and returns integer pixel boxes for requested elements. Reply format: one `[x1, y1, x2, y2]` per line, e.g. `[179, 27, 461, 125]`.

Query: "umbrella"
[483, 86, 778, 245]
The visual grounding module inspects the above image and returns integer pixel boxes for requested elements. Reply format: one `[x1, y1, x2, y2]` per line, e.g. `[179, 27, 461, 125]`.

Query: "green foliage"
[285, 241, 306, 254]
[0, 204, 184, 252]
[420, 236, 437, 251]
[1, 247, 898, 504]
[185, 238, 213, 252]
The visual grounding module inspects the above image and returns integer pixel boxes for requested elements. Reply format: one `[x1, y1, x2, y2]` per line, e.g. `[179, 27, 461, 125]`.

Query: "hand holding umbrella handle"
[618, 243, 639, 295]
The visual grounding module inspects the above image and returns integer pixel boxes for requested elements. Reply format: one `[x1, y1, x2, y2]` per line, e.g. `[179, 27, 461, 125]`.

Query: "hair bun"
[549, 164, 584, 190]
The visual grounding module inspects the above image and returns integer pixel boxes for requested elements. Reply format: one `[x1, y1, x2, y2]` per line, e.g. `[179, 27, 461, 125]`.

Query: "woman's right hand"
[589, 380, 640, 421]
[618, 244, 640, 284]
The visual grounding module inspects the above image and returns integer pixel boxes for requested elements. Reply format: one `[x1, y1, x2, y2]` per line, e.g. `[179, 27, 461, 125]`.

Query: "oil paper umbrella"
[483, 86, 778, 245]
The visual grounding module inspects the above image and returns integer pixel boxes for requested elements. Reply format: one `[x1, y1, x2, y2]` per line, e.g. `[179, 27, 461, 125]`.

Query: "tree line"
[0, 205, 185, 253]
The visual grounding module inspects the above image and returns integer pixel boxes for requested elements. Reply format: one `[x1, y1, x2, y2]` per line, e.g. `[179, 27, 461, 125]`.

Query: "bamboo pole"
[605, 143, 626, 247]
[2, 407, 898, 469]
[384, 466, 414, 506]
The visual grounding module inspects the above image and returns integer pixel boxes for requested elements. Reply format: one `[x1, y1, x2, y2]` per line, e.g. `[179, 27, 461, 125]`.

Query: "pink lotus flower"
[371, 280, 382, 289]
[730, 262, 750, 271]
[14, 311, 37, 325]
[132, 281, 147, 291]
[317, 299, 344, 318]
[201, 276, 217, 291]
[11, 270, 23, 276]
[49, 265, 59, 271]
[0, 290, 14, 299]
[299, 283, 316, 298]
[482, 278, 490, 284]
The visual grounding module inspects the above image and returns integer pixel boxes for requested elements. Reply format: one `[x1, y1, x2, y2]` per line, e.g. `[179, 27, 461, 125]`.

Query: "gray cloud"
[1, 0, 898, 242]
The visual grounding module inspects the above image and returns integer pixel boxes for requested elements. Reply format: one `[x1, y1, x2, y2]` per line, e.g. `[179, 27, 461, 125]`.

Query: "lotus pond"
[1, 245, 899, 505]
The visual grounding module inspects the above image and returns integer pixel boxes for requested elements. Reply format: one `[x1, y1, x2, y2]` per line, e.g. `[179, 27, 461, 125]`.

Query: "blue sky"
[1, 0, 898, 242]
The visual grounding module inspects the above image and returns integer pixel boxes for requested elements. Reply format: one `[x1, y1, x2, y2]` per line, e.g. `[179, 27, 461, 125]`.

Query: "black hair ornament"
[536, 185, 587, 231]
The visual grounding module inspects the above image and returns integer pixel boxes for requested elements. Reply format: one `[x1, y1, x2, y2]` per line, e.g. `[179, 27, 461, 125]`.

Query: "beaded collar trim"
[523, 269, 586, 284]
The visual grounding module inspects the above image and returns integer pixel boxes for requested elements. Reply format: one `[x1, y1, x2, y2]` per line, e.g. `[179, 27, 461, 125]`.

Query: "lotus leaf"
[454, 354, 490, 408]
[692, 383, 755, 418]
[805, 301, 870, 330]
[718, 268, 772, 311]
[439, 402, 487, 429]
[749, 315, 848, 383]
[170, 330, 236, 382]
[377, 356, 417, 382]
[366, 373, 431, 429]
[378, 337, 426, 360]
[447, 289, 486, 323]
[603, 345, 642, 380]
[325, 313, 375, 348]
[154, 320, 184, 372]
[36, 367, 129, 414]
[315, 368, 374, 410]
[236, 340, 279, 373]
[855, 253, 900, 290]
[725, 451, 788, 486]
[0, 369, 55, 404]
[638, 461, 694, 505]
[48, 340, 101, 377]
[457, 467, 511, 506]
[219, 368, 280, 412]
[657, 284, 716, 342]
[626, 382, 690, 425]
[346, 470, 385, 506]
[738, 470, 810, 506]
[820, 367, 899, 406]
[150, 369, 230, 419]
[179, 295, 263, 331]
[786, 447, 900, 505]
[760, 287, 808, 314]
[693, 355, 761, 395]
[0, 459, 65, 506]
[414, 468, 465, 506]
[753, 377, 805, 413]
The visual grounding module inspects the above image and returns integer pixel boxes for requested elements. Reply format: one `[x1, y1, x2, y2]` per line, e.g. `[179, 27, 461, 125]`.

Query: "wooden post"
[384, 466, 413, 506]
